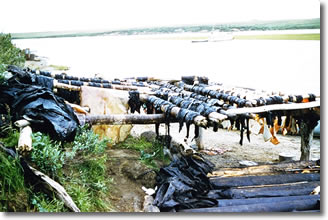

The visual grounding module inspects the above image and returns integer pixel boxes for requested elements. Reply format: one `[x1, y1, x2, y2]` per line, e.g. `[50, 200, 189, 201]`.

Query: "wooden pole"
[85, 114, 167, 125]
[225, 101, 320, 115]
[300, 120, 314, 161]
[17, 126, 32, 153]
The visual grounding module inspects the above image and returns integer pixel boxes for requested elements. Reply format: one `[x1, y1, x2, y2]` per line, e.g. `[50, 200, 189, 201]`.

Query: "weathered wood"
[14, 119, 31, 128]
[208, 161, 319, 177]
[85, 114, 167, 125]
[180, 196, 319, 212]
[225, 101, 320, 115]
[210, 173, 320, 189]
[28, 165, 81, 212]
[17, 126, 32, 152]
[216, 195, 320, 208]
[219, 181, 320, 199]
[300, 120, 314, 161]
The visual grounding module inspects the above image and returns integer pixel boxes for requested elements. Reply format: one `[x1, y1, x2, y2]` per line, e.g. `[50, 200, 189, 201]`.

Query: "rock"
[143, 195, 160, 212]
[80, 86, 132, 146]
[140, 131, 157, 142]
[279, 153, 296, 162]
[120, 160, 157, 188]
[239, 160, 258, 167]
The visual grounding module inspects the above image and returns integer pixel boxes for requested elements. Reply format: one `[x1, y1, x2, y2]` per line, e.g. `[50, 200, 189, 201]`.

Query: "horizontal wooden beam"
[85, 114, 166, 125]
[225, 100, 320, 115]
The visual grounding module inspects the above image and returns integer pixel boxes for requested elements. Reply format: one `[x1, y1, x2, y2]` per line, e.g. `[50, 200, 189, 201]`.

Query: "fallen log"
[208, 161, 319, 177]
[0, 145, 80, 212]
[28, 165, 81, 212]
[210, 173, 320, 189]
[216, 195, 320, 208]
[179, 196, 320, 212]
[219, 181, 320, 199]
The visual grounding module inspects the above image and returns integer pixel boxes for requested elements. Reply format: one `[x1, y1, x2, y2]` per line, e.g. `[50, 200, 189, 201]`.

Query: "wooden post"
[300, 120, 314, 161]
[195, 127, 204, 150]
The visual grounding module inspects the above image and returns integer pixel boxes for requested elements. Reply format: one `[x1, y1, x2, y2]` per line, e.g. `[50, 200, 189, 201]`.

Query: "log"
[179, 196, 319, 212]
[28, 165, 81, 212]
[216, 195, 320, 208]
[85, 114, 167, 125]
[225, 101, 320, 115]
[208, 161, 319, 177]
[0, 145, 80, 212]
[300, 120, 314, 161]
[210, 173, 320, 189]
[17, 125, 32, 152]
[219, 181, 320, 199]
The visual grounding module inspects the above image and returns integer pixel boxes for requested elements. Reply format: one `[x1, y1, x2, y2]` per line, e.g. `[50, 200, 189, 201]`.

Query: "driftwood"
[208, 161, 319, 177]
[210, 173, 320, 189]
[0, 145, 80, 212]
[28, 165, 81, 212]
[219, 181, 320, 199]
[180, 196, 320, 212]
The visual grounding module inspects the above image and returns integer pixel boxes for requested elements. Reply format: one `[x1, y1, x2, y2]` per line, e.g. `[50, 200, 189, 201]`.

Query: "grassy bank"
[234, 33, 320, 40]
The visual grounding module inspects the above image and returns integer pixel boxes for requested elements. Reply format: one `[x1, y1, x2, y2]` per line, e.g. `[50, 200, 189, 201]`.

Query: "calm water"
[13, 32, 320, 95]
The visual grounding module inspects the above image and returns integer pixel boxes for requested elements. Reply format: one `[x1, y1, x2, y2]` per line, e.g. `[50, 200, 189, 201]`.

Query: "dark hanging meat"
[128, 91, 141, 113]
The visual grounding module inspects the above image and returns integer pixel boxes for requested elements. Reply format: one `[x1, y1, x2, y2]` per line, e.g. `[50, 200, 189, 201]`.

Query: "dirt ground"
[131, 123, 320, 168]
[106, 123, 320, 212]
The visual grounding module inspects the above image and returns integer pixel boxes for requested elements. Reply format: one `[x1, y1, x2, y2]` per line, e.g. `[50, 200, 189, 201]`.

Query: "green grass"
[115, 135, 170, 170]
[234, 33, 320, 40]
[0, 126, 114, 212]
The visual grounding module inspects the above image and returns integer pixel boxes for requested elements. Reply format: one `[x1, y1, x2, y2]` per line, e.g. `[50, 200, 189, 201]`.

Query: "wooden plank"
[208, 161, 319, 177]
[219, 181, 320, 199]
[216, 195, 320, 208]
[210, 173, 320, 189]
[179, 197, 319, 212]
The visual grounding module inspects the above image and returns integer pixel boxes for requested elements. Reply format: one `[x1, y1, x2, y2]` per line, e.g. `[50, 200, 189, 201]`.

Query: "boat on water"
[192, 30, 234, 43]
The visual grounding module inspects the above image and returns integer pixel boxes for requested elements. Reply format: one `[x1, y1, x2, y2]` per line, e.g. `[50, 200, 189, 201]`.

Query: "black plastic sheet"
[0, 81, 79, 142]
[153, 154, 217, 211]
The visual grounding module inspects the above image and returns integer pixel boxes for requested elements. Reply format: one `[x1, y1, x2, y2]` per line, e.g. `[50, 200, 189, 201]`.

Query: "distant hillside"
[11, 18, 320, 39]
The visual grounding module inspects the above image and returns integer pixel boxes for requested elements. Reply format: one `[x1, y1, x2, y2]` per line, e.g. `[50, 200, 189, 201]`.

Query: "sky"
[0, 0, 320, 33]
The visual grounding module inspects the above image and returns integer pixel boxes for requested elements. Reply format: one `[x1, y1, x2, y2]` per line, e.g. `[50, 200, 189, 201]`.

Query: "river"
[13, 31, 320, 95]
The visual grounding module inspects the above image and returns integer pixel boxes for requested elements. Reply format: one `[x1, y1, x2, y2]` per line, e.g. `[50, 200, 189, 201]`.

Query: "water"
[13, 32, 320, 95]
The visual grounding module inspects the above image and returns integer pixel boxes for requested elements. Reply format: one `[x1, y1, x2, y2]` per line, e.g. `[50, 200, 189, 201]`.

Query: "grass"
[234, 33, 320, 40]
[0, 126, 114, 212]
[49, 64, 70, 71]
[115, 135, 170, 170]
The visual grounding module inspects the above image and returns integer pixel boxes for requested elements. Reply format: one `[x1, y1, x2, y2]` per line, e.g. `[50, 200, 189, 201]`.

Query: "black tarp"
[0, 81, 79, 142]
[153, 154, 217, 211]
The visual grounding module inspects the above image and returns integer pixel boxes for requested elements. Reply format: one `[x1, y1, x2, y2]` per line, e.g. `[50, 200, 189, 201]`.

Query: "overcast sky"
[0, 0, 320, 33]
